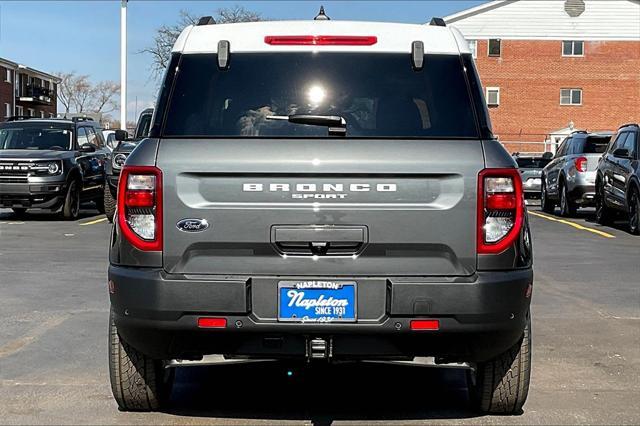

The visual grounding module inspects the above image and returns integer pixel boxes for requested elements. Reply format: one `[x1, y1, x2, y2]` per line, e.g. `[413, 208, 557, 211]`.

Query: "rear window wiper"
[266, 114, 347, 137]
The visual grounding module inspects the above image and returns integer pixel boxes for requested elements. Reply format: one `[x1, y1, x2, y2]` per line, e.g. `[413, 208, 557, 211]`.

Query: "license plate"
[278, 281, 357, 323]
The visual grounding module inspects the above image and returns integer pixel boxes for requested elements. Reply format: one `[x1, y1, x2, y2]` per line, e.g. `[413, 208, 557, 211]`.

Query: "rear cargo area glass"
[161, 53, 479, 138]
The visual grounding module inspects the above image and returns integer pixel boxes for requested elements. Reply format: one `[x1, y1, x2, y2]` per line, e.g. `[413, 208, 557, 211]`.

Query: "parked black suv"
[0, 117, 108, 219]
[595, 123, 640, 234]
[104, 108, 154, 222]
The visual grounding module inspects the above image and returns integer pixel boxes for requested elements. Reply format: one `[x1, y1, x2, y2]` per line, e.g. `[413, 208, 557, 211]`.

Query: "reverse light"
[575, 156, 588, 173]
[197, 317, 227, 328]
[117, 166, 162, 251]
[264, 35, 378, 46]
[478, 169, 524, 254]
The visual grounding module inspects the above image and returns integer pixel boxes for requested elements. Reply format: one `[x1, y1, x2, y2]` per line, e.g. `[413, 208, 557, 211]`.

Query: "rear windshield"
[161, 53, 479, 139]
[0, 123, 73, 151]
[516, 157, 552, 169]
[576, 136, 611, 154]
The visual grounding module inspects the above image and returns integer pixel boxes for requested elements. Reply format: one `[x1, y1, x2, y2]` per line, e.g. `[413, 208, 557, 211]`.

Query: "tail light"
[575, 156, 588, 173]
[117, 166, 162, 251]
[477, 168, 524, 254]
[264, 35, 378, 46]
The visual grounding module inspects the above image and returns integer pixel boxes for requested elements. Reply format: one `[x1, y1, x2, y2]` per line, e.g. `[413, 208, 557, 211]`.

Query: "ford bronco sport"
[0, 116, 108, 219]
[108, 18, 533, 414]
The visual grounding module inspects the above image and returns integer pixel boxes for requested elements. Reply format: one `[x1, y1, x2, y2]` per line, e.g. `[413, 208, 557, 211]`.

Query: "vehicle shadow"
[165, 361, 486, 423]
[0, 207, 101, 222]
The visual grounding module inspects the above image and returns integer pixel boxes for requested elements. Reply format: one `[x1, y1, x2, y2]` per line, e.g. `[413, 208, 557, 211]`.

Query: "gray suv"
[541, 131, 612, 216]
[108, 19, 533, 414]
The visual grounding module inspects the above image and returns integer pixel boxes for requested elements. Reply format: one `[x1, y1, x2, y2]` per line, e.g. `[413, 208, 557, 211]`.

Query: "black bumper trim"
[109, 266, 532, 362]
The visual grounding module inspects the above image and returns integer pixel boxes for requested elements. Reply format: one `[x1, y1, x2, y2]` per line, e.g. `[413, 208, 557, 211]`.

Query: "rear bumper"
[569, 184, 595, 205]
[0, 182, 65, 209]
[109, 266, 533, 362]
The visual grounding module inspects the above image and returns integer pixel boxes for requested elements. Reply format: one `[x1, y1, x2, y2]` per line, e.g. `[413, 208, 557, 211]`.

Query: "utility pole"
[120, 0, 128, 130]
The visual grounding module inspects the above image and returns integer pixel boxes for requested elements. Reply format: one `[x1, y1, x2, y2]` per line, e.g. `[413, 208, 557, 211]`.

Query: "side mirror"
[79, 143, 96, 153]
[613, 148, 631, 159]
[114, 129, 128, 141]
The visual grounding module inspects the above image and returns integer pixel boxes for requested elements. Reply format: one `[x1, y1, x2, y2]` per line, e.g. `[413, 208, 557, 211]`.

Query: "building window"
[4, 103, 10, 118]
[560, 88, 582, 105]
[28, 108, 35, 117]
[486, 87, 500, 107]
[16, 105, 23, 116]
[562, 40, 584, 56]
[4, 69, 11, 83]
[488, 39, 501, 57]
[40, 111, 45, 118]
[468, 40, 477, 59]
[49, 113, 55, 118]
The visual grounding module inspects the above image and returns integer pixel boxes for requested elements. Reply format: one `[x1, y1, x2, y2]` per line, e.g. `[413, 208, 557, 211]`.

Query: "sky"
[0, 0, 485, 122]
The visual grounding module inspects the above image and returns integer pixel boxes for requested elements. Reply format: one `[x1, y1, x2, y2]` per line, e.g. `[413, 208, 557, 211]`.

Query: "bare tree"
[55, 72, 83, 114]
[54, 71, 120, 114]
[142, 6, 264, 79]
[92, 81, 120, 114]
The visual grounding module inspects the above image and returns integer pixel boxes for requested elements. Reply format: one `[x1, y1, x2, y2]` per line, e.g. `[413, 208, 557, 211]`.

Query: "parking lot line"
[79, 217, 108, 226]
[528, 211, 616, 239]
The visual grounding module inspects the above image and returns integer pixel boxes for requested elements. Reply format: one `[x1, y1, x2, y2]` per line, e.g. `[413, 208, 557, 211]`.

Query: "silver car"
[541, 131, 612, 216]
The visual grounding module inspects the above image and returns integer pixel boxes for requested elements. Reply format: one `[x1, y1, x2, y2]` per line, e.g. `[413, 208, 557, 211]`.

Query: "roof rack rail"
[5, 116, 33, 122]
[430, 17, 446, 27]
[197, 16, 215, 26]
[71, 117, 94, 122]
[618, 122, 639, 129]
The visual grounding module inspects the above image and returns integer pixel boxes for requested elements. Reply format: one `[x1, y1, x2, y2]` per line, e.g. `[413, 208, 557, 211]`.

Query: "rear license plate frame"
[277, 280, 357, 323]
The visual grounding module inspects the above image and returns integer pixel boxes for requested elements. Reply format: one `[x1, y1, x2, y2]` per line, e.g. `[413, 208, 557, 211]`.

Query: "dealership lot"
[0, 207, 638, 425]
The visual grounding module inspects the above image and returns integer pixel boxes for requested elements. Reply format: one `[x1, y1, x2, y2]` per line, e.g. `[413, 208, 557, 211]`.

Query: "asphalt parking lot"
[0, 205, 638, 425]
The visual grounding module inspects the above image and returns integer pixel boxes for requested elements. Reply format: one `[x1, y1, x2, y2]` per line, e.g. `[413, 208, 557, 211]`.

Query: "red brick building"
[445, 0, 640, 154]
[1, 57, 60, 122]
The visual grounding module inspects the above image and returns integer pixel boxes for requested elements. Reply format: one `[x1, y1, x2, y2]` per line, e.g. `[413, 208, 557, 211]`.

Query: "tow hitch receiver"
[307, 338, 331, 360]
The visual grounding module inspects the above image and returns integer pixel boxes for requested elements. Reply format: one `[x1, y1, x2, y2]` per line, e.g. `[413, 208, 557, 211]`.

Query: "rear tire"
[11, 208, 27, 217]
[559, 182, 576, 217]
[469, 312, 531, 414]
[628, 188, 640, 235]
[62, 180, 80, 220]
[540, 181, 554, 213]
[103, 186, 116, 223]
[109, 310, 174, 411]
[595, 183, 613, 225]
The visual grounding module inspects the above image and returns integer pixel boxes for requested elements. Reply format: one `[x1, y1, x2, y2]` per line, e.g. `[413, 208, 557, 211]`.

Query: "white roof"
[173, 20, 471, 55]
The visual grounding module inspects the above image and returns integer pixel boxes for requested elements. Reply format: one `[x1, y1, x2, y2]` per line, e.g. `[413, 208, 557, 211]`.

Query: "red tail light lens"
[477, 168, 524, 254]
[117, 166, 162, 251]
[575, 156, 588, 172]
[264, 35, 378, 46]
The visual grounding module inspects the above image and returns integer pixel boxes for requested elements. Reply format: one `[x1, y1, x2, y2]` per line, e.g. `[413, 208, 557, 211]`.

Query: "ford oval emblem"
[176, 218, 210, 233]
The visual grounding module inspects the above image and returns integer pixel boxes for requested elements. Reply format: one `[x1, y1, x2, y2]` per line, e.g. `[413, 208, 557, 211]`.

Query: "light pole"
[120, 0, 128, 130]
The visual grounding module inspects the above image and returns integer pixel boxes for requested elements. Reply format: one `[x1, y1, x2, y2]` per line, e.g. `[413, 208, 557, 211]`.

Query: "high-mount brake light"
[264, 35, 378, 46]
[477, 168, 524, 254]
[117, 166, 163, 251]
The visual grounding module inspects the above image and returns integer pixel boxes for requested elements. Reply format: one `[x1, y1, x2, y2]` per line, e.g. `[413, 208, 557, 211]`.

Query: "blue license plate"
[278, 281, 357, 323]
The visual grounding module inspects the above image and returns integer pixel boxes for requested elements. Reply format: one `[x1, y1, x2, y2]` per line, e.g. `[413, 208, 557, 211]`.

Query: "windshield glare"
[0, 125, 72, 151]
[162, 53, 479, 139]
